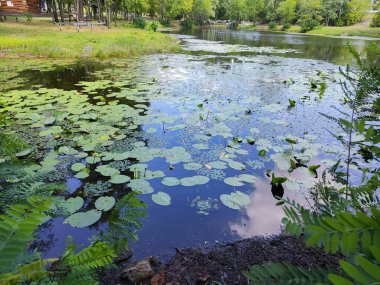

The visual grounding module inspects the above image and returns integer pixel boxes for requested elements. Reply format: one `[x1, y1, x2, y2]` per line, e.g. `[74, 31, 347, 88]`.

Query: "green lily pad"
[109, 175, 131, 184]
[95, 165, 120, 177]
[181, 175, 210, 186]
[162, 177, 181, 186]
[228, 161, 246, 170]
[62, 197, 84, 214]
[220, 191, 251, 210]
[95, 196, 116, 211]
[183, 162, 202, 171]
[152, 192, 171, 206]
[58, 146, 78, 155]
[85, 156, 101, 164]
[63, 209, 102, 228]
[75, 171, 89, 179]
[128, 179, 154, 194]
[71, 163, 86, 172]
[223, 177, 244, 187]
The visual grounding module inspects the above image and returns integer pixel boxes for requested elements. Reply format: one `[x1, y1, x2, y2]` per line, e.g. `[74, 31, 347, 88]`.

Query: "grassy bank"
[212, 23, 380, 38]
[0, 21, 180, 58]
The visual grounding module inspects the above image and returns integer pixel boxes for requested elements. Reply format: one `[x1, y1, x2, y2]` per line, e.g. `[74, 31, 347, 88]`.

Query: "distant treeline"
[47, 0, 376, 31]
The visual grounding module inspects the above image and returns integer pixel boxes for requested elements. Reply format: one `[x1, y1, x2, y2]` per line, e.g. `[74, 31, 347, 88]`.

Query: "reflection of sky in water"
[31, 32, 372, 262]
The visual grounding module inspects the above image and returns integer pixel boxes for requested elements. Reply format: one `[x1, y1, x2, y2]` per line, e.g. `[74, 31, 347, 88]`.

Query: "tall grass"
[0, 22, 180, 58]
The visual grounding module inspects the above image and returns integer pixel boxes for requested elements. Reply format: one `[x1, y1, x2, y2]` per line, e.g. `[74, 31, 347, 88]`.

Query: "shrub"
[371, 12, 380, 27]
[268, 21, 277, 30]
[26, 15, 33, 22]
[132, 17, 146, 29]
[281, 23, 291, 31]
[159, 18, 171, 26]
[180, 19, 193, 30]
[149, 21, 159, 32]
[299, 17, 319, 32]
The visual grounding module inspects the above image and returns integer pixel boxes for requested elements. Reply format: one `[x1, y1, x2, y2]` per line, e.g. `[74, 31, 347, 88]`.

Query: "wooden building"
[0, 0, 40, 14]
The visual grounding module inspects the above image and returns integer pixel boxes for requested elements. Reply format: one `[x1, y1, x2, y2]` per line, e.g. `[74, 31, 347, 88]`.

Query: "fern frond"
[0, 196, 52, 271]
[243, 262, 329, 285]
[304, 208, 380, 256]
[64, 241, 116, 271]
[328, 245, 380, 285]
[0, 258, 57, 285]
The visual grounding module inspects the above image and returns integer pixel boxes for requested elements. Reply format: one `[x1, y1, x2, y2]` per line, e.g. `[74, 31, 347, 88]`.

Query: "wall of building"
[0, 0, 40, 14]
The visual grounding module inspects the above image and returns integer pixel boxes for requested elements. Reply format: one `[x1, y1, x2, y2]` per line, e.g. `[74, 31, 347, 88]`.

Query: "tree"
[245, 0, 266, 23]
[191, 0, 214, 24]
[225, 0, 246, 21]
[297, 0, 323, 31]
[343, 0, 370, 25]
[321, 0, 339, 25]
[277, 0, 296, 24]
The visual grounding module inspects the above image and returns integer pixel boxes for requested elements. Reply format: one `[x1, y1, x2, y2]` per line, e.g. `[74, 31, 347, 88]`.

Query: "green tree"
[277, 0, 297, 24]
[225, 0, 246, 21]
[343, 0, 370, 25]
[191, 0, 214, 24]
[298, 0, 323, 31]
[245, 0, 266, 22]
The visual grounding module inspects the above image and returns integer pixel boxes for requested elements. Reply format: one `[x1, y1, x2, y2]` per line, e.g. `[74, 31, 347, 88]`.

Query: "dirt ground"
[100, 234, 340, 285]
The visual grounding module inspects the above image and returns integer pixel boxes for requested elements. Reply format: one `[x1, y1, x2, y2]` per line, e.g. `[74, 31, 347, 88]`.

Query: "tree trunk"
[97, 0, 102, 22]
[68, 3, 72, 22]
[77, 0, 84, 21]
[51, 0, 59, 23]
[107, 7, 111, 28]
[114, 4, 117, 27]
[58, 0, 65, 22]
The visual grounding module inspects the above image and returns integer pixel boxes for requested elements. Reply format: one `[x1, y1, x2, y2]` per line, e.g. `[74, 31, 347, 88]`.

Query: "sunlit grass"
[0, 21, 180, 58]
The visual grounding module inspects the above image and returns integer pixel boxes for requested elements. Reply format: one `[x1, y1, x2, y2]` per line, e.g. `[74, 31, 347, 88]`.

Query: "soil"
[100, 234, 340, 285]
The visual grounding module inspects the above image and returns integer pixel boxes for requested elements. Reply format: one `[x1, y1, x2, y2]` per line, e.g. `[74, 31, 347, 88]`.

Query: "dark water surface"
[2, 30, 378, 262]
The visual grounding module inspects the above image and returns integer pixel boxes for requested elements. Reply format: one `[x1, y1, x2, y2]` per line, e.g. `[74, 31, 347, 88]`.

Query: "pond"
[1, 29, 378, 262]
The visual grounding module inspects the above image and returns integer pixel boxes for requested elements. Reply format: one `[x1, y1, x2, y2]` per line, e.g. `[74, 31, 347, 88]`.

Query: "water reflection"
[176, 29, 379, 64]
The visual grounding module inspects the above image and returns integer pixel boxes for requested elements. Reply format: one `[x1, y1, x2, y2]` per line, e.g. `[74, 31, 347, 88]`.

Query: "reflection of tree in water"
[31, 220, 57, 254]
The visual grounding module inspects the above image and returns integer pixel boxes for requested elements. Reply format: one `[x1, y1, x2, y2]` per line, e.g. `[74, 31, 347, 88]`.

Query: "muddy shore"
[100, 234, 340, 285]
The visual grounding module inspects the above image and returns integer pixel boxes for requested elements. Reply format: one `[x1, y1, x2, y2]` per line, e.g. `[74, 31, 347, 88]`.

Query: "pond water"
[1, 29, 378, 261]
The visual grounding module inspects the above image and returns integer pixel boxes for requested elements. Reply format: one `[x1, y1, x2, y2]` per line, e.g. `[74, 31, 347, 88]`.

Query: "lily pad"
[95, 165, 120, 177]
[181, 175, 210, 186]
[15, 149, 31, 157]
[228, 161, 246, 170]
[62, 197, 84, 214]
[162, 177, 181, 186]
[71, 163, 86, 172]
[152, 192, 171, 206]
[183, 162, 202, 171]
[95, 196, 116, 211]
[128, 179, 154, 194]
[224, 177, 244, 187]
[109, 175, 131, 184]
[75, 171, 89, 179]
[220, 191, 251, 210]
[63, 209, 102, 228]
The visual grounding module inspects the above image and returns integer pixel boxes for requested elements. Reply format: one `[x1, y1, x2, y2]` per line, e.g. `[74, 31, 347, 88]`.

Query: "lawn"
[0, 20, 180, 58]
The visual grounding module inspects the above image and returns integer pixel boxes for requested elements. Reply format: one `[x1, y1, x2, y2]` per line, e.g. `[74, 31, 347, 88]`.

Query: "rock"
[121, 256, 159, 282]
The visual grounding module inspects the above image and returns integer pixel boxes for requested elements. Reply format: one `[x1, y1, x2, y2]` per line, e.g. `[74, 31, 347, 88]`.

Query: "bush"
[268, 21, 277, 30]
[26, 15, 33, 22]
[281, 23, 291, 31]
[132, 17, 146, 29]
[159, 18, 171, 26]
[149, 21, 158, 32]
[229, 21, 239, 30]
[180, 19, 193, 30]
[299, 17, 319, 32]
[371, 12, 380, 27]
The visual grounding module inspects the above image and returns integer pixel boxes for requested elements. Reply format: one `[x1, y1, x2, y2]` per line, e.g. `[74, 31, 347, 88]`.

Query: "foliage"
[268, 21, 277, 30]
[132, 16, 147, 29]
[180, 18, 194, 29]
[149, 21, 159, 31]
[244, 48, 380, 285]
[371, 12, 380, 27]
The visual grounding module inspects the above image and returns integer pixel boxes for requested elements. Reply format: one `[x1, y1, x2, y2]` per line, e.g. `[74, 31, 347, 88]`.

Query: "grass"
[212, 20, 380, 39]
[0, 19, 180, 58]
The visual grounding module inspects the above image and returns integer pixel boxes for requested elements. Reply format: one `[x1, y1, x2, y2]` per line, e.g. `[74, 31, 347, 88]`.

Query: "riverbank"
[100, 234, 340, 285]
[210, 23, 380, 39]
[0, 21, 180, 58]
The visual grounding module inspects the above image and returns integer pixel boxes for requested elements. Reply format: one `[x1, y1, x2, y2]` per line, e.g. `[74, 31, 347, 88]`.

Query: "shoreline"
[100, 234, 341, 285]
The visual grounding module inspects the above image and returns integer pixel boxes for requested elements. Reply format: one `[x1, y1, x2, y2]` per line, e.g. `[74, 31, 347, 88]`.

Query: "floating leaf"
[71, 163, 86, 172]
[95, 165, 120, 177]
[224, 177, 244, 187]
[183, 162, 202, 170]
[109, 175, 131, 184]
[95, 196, 116, 211]
[62, 197, 84, 214]
[63, 209, 102, 228]
[152, 192, 171, 206]
[85, 156, 101, 164]
[58, 146, 78, 155]
[181, 175, 210, 186]
[128, 179, 154, 194]
[308, 164, 321, 171]
[75, 171, 89, 179]
[162, 177, 181, 186]
[228, 161, 246, 170]
[220, 191, 251, 210]
[259, 149, 267, 157]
